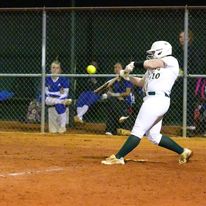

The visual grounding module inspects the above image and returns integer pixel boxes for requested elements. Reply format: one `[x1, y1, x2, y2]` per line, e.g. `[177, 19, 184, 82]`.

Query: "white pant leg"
[131, 96, 170, 139]
[66, 108, 69, 124]
[57, 112, 67, 128]
[77, 105, 89, 120]
[146, 118, 163, 145]
[48, 107, 59, 133]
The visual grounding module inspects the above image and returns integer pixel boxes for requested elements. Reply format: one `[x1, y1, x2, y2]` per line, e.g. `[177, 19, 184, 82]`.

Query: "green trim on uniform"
[116, 135, 141, 159]
[158, 135, 184, 154]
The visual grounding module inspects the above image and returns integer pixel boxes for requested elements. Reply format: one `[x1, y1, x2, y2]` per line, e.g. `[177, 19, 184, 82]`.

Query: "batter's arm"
[129, 76, 144, 87]
[119, 69, 144, 87]
[143, 59, 165, 70]
[125, 59, 165, 72]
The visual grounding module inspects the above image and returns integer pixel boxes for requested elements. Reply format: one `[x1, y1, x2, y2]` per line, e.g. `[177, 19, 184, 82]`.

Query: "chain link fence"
[0, 6, 206, 136]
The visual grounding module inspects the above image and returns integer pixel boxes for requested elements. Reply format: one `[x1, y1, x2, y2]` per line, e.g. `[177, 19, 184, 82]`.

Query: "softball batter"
[102, 41, 192, 165]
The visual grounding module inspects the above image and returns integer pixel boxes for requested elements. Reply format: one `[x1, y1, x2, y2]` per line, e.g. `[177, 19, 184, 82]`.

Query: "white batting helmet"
[146, 41, 172, 59]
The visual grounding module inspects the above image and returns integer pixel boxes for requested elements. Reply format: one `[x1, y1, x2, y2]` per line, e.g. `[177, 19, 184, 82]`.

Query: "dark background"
[0, 0, 205, 127]
[0, 0, 205, 8]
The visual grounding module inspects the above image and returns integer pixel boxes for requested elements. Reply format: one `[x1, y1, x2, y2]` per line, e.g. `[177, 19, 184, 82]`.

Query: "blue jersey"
[112, 78, 134, 106]
[45, 76, 70, 114]
[45, 77, 70, 98]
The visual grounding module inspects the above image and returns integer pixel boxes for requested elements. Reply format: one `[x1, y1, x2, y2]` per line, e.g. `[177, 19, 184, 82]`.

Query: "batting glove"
[125, 61, 135, 72]
[119, 70, 130, 81]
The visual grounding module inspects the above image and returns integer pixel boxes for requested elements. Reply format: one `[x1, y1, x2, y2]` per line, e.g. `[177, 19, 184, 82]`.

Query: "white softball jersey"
[143, 56, 179, 96]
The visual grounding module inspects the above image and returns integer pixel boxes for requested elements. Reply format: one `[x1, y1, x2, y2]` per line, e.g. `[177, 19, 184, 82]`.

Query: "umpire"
[105, 63, 133, 135]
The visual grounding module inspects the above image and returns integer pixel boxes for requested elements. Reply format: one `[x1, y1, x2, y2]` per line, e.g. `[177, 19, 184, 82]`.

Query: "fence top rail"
[0, 73, 145, 77]
[0, 6, 206, 12]
[1, 73, 206, 78]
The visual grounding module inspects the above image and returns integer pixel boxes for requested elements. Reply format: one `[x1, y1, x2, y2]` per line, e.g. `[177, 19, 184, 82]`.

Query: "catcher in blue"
[101, 41, 193, 165]
[45, 60, 72, 133]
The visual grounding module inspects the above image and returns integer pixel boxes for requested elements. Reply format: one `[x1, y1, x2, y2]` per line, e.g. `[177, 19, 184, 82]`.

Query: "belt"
[47, 105, 55, 108]
[49, 95, 60, 98]
[146, 91, 170, 98]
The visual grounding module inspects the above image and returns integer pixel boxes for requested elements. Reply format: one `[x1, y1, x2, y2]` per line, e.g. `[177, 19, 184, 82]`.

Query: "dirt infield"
[0, 132, 206, 206]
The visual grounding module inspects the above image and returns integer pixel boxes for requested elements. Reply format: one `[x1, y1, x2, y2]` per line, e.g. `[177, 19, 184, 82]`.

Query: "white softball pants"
[77, 105, 89, 120]
[131, 95, 170, 144]
[48, 107, 69, 133]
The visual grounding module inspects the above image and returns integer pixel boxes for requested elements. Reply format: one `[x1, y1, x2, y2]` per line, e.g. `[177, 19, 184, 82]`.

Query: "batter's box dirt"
[0, 132, 205, 206]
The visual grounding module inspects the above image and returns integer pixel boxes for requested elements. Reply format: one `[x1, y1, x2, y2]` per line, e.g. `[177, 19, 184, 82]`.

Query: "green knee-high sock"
[158, 135, 184, 154]
[116, 135, 141, 159]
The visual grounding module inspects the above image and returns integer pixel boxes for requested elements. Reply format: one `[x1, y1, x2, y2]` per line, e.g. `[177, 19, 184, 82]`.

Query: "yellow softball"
[86, 65, 96, 74]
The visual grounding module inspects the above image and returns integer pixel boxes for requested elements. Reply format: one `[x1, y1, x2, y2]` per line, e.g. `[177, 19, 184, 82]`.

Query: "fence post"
[182, 5, 189, 137]
[69, 2, 76, 128]
[40, 8, 47, 133]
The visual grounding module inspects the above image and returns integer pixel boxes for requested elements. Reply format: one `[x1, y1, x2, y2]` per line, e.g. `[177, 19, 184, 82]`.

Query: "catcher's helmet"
[146, 41, 172, 59]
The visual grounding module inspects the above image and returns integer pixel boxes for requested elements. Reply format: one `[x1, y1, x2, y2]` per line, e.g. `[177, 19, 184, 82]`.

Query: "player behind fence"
[74, 61, 102, 124]
[194, 77, 206, 136]
[45, 60, 72, 133]
[101, 41, 193, 165]
[104, 62, 135, 135]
